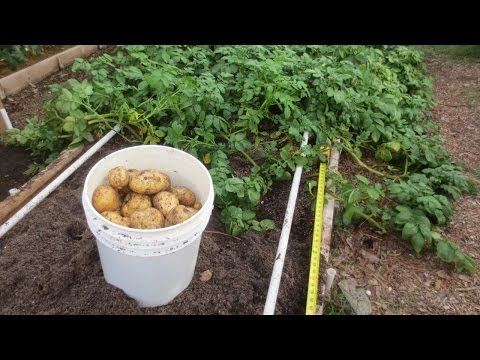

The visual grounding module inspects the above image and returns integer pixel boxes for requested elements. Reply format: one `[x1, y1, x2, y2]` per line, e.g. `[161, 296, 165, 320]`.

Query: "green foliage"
[0, 45, 43, 70]
[6, 45, 476, 272]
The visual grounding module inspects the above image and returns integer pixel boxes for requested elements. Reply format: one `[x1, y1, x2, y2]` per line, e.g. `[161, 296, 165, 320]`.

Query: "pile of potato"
[92, 167, 202, 229]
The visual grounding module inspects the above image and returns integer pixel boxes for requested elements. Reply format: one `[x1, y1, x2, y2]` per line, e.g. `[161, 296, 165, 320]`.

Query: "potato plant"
[6, 45, 477, 272]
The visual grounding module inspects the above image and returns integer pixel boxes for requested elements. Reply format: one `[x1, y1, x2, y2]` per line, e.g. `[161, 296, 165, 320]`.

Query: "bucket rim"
[83, 144, 214, 234]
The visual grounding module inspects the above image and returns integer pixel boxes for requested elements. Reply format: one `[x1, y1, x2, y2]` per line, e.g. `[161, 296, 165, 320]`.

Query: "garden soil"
[0, 136, 315, 314]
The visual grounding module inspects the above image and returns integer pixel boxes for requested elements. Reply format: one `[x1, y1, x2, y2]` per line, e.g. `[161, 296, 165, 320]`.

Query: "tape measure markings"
[306, 149, 329, 315]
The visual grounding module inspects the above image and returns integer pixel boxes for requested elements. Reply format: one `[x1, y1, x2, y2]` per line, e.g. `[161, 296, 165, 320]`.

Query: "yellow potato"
[130, 208, 165, 229]
[108, 166, 130, 189]
[117, 169, 139, 198]
[171, 186, 196, 207]
[129, 170, 170, 195]
[166, 205, 198, 225]
[193, 202, 202, 210]
[152, 191, 179, 216]
[121, 193, 152, 217]
[128, 169, 140, 180]
[101, 211, 130, 227]
[92, 185, 121, 213]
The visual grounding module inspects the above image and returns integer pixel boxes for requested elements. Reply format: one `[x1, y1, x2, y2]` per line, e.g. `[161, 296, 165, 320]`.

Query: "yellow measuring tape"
[306, 148, 330, 315]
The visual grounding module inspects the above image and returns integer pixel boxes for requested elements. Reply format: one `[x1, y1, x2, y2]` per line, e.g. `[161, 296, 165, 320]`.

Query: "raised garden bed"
[0, 46, 113, 202]
[0, 45, 100, 99]
[0, 46, 72, 78]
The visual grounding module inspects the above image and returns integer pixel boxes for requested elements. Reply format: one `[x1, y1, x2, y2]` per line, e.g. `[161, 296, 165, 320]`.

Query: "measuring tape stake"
[306, 149, 329, 315]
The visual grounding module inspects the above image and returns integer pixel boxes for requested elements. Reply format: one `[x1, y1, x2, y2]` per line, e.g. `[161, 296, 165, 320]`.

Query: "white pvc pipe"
[0, 124, 121, 238]
[263, 131, 309, 315]
[325, 268, 337, 293]
[0, 108, 13, 129]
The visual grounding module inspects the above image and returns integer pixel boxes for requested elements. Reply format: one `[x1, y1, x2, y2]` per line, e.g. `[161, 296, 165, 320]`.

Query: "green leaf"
[410, 233, 425, 253]
[355, 175, 370, 185]
[342, 205, 355, 226]
[402, 222, 418, 239]
[307, 180, 317, 197]
[348, 189, 361, 204]
[225, 177, 244, 192]
[203, 152, 212, 165]
[425, 149, 435, 163]
[270, 130, 282, 139]
[260, 219, 275, 230]
[375, 147, 392, 162]
[63, 119, 74, 133]
[434, 238, 476, 273]
[242, 209, 256, 221]
[441, 184, 461, 200]
[435, 239, 456, 262]
[154, 129, 166, 138]
[69, 136, 84, 148]
[433, 210, 447, 225]
[388, 184, 403, 195]
[394, 206, 412, 224]
[454, 253, 476, 273]
[417, 217, 432, 243]
[381, 212, 392, 221]
[366, 188, 381, 201]
[247, 188, 260, 204]
[333, 90, 346, 103]
[82, 131, 94, 142]
[288, 126, 300, 139]
[371, 129, 381, 143]
[385, 141, 401, 152]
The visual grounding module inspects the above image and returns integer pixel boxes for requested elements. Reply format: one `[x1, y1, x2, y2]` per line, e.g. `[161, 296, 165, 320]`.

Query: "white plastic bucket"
[82, 145, 214, 307]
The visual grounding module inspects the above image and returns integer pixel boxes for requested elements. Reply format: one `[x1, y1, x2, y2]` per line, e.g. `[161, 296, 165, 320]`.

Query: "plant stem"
[204, 230, 243, 241]
[343, 144, 401, 180]
[402, 155, 409, 177]
[354, 210, 387, 233]
[239, 149, 259, 168]
[86, 113, 116, 123]
[124, 125, 141, 140]
[259, 97, 271, 112]
[219, 133, 259, 167]
[180, 137, 217, 148]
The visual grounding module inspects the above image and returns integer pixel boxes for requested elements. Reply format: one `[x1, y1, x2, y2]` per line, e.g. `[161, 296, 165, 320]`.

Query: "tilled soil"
[0, 137, 315, 314]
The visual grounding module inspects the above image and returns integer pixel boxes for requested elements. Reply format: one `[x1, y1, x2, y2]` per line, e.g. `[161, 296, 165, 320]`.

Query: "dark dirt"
[0, 144, 34, 201]
[0, 136, 316, 314]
